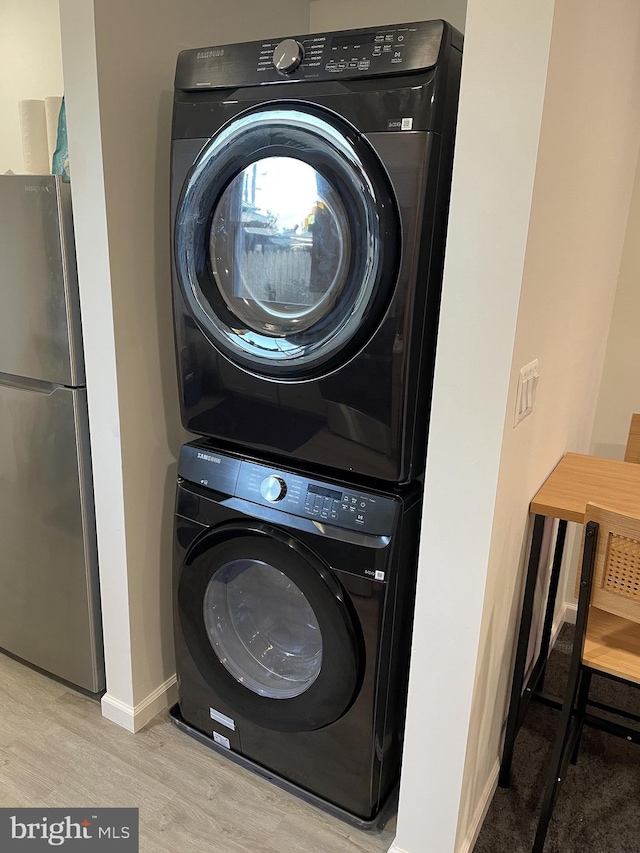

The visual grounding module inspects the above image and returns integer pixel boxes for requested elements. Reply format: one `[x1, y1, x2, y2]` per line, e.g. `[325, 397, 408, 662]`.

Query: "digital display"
[331, 33, 377, 48]
[308, 484, 342, 501]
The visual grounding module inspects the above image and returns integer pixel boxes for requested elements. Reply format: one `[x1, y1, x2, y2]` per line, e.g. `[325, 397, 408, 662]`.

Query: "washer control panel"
[303, 483, 381, 529]
[175, 20, 448, 91]
[178, 443, 398, 536]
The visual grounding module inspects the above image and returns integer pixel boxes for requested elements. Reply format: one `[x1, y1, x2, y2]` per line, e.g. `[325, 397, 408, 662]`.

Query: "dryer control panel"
[178, 443, 399, 536]
[175, 19, 457, 91]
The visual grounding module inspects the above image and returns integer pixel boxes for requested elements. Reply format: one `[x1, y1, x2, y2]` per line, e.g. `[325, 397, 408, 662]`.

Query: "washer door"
[174, 105, 400, 379]
[178, 523, 362, 732]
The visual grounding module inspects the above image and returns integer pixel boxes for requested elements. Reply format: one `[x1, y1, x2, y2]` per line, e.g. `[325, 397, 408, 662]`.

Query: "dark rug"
[473, 625, 640, 853]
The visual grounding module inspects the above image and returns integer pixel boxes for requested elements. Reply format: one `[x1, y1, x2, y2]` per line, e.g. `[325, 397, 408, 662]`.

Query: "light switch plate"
[514, 359, 539, 426]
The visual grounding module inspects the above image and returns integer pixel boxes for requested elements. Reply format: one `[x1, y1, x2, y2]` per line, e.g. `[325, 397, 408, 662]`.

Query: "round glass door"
[203, 557, 323, 700]
[178, 525, 361, 732]
[209, 158, 351, 337]
[174, 107, 400, 378]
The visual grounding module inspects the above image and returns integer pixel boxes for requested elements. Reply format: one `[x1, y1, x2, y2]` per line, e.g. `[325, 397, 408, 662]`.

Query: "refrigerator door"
[0, 175, 84, 386]
[0, 377, 104, 692]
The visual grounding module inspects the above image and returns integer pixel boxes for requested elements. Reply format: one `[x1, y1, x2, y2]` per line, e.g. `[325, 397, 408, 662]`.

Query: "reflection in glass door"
[210, 156, 351, 334]
[203, 557, 323, 700]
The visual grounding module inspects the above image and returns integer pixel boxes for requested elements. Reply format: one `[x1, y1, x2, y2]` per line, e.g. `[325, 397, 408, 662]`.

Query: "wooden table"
[499, 452, 640, 787]
[531, 452, 640, 522]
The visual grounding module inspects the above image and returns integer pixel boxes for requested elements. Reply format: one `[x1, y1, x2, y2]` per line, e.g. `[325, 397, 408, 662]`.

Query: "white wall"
[455, 1, 640, 850]
[310, 0, 466, 33]
[591, 152, 640, 460]
[59, 0, 311, 730]
[391, 2, 557, 851]
[0, 0, 63, 173]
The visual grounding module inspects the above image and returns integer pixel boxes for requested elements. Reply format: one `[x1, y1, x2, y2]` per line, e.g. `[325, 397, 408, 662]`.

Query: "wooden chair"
[532, 503, 640, 852]
[624, 413, 640, 464]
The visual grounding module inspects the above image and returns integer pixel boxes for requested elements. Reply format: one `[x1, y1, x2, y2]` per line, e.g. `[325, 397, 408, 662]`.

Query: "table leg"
[499, 514, 546, 788]
[537, 519, 567, 692]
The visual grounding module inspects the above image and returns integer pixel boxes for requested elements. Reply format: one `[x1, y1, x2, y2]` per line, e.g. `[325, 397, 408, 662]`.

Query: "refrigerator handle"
[0, 371, 61, 394]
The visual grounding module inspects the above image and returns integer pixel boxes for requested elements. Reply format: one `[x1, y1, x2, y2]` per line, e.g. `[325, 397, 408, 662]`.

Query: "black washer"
[172, 440, 423, 824]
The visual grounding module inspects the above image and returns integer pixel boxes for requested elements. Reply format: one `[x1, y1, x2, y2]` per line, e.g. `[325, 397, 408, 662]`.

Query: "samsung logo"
[197, 452, 221, 463]
[197, 49, 224, 60]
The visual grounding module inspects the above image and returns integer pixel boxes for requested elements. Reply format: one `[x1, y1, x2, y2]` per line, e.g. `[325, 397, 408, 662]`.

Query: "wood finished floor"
[0, 652, 396, 852]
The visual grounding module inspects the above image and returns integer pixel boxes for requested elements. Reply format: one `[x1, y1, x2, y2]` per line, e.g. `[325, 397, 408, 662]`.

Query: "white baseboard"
[101, 675, 178, 733]
[387, 760, 500, 853]
[452, 614, 573, 853]
[388, 613, 577, 853]
[456, 758, 500, 853]
[551, 602, 577, 649]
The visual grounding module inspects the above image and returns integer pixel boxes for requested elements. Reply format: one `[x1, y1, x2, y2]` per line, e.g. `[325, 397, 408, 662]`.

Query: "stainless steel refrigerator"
[0, 175, 104, 693]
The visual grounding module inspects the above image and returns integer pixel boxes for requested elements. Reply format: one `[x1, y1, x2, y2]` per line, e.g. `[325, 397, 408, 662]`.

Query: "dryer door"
[174, 105, 400, 379]
[177, 522, 362, 732]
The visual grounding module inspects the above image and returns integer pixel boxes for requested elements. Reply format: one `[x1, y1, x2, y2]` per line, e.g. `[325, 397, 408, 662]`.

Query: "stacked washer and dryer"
[169, 20, 462, 827]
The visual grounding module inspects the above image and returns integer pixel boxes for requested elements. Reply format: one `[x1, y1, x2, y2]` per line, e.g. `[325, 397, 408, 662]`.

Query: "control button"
[350, 497, 357, 504]
[359, 501, 367, 509]
[330, 511, 338, 519]
[272, 38, 304, 73]
[356, 513, 365, 524]
[341, 504, 348, 511]
[260, 475, 287, 503]
[385, 34, 394, 42]
[397, 35, 405, 42]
